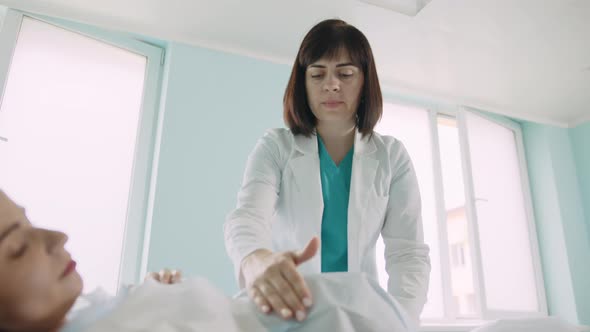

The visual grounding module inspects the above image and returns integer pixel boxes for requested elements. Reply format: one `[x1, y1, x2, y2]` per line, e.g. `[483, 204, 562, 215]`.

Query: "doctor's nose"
[323, 76, 341, 92]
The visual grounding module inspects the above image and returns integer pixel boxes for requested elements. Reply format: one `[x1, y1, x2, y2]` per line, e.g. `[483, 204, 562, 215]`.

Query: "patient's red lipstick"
[61, 260, 76, 278]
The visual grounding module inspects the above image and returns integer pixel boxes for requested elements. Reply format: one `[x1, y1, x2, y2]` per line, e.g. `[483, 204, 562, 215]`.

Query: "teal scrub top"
[318, 135, 354, 273]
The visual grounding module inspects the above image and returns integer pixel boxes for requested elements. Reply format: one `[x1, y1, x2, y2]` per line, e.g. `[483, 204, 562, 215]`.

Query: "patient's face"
[0, 191, 83, 331]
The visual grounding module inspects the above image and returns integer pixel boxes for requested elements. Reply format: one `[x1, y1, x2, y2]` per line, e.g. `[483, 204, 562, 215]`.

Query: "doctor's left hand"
[145, 268, 183, 284]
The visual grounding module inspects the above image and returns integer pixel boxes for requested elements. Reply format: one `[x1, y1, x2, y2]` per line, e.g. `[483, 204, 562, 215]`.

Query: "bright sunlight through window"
[0, 17, 147, 295]
[374, 102, 544, 323]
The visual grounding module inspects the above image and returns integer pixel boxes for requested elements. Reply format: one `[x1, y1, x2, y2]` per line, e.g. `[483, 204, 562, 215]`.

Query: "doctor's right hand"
[241, 237, 319, 322]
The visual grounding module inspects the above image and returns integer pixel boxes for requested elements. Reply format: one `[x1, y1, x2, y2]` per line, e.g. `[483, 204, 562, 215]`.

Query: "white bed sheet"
[83, 272, 415, 332]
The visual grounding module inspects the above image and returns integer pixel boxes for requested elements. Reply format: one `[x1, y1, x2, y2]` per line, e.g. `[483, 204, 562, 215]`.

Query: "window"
[0, 11, 163, 294]
[375, 102, 546, 324]
[450, 243, 466, 268]
[375, 103, 445, 318]
[437, 115, 477, 317]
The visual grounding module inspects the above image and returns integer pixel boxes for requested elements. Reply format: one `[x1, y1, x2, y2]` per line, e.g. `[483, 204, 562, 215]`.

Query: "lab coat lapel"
[347, 130, 378, 272]
[289, 134, 324, 239]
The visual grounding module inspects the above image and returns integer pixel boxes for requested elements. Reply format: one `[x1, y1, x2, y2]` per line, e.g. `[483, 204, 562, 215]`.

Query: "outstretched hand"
[243, 237, 319, 322]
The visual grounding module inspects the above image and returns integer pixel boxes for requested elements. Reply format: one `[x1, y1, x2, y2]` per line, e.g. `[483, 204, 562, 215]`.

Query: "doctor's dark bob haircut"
[283, 19, 383, 137]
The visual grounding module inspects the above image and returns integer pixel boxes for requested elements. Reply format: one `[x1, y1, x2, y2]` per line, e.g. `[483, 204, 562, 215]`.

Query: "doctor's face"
[305, 49, 364, 129]
[0, 190, 82, 331]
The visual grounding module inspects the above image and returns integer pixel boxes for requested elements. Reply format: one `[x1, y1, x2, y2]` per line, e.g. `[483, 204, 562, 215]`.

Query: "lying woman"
[0, 190, 414, 331]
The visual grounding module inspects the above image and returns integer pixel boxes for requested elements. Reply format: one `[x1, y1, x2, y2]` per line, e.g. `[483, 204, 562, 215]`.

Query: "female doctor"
[224, 19, 430, 324]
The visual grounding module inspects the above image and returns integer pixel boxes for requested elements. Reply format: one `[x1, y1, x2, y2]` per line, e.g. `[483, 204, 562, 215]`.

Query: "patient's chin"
[46, 280, 84, 330]
[59, 271, 83, 311]
[66, 271, 84, 297]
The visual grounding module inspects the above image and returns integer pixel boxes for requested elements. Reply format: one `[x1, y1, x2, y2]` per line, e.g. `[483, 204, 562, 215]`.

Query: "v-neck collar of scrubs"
[317, 135, 354, 170]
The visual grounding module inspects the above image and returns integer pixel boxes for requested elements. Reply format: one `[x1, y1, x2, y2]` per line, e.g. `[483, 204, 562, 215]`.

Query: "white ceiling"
[1, 0, 589, 126]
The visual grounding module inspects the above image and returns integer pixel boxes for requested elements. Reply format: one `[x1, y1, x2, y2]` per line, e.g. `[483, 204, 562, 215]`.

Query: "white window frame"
[432, 106, 547, 324]
[380, 97, 548, 330]
[457, 107, 548, 320]
[0, 9, 164, 291]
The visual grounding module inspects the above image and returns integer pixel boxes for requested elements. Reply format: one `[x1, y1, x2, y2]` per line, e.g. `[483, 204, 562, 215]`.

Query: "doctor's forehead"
[310, 49, 353, 66]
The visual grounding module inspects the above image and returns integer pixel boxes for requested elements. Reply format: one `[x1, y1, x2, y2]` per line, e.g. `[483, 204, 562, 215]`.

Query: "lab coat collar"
[292, 128, 377, 156]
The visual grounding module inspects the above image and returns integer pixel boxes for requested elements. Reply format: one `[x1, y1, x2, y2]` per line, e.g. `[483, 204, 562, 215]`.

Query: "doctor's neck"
[315, 121, 356, 146]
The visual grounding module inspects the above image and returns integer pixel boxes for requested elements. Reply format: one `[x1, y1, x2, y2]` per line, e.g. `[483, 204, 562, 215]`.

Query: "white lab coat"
[224, 128, 431, 320]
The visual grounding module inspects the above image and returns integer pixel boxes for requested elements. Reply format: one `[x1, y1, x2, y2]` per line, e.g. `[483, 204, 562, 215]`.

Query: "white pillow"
[472, 317, 580, 332]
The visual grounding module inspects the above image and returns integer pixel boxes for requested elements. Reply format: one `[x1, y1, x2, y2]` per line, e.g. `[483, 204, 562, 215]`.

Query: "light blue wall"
[522, 122, 590, 325]
[570, 121, 590, 239]
[145, 42, 289, 294]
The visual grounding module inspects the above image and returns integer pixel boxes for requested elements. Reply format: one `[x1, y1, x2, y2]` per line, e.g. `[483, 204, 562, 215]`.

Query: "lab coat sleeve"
[381, 142, 431, 323]
[223, 130, 284, 289]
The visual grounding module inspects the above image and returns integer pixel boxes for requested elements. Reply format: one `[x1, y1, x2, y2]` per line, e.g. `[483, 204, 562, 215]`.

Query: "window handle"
[0, 135, 7, 143]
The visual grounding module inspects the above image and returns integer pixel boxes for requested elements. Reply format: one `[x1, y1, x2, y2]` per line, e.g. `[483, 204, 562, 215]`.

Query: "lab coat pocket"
[363, 191, 389, 240]
[372, 194, 389, 223]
